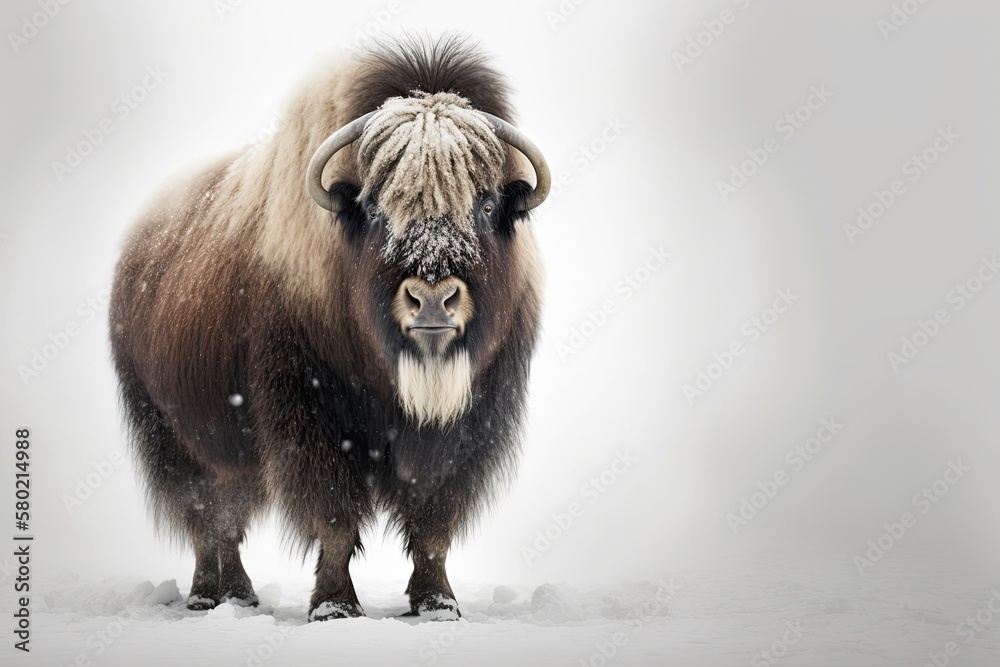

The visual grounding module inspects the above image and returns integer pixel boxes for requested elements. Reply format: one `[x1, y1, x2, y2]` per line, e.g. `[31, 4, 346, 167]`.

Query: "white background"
[1, 1, 999, 664]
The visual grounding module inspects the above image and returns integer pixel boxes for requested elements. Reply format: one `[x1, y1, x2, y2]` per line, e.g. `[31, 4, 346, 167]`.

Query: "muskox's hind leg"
[186, 476, 263, 609]
[118, 369, 263, 610]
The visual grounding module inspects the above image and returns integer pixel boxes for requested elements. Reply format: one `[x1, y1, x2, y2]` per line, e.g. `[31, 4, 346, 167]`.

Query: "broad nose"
[399, 277, 467, 333]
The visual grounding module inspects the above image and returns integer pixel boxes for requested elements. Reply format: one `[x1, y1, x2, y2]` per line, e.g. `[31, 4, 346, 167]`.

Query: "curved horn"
[480, 112, 551, 211]
[306, 111, 376, 211]
[306, 109, 551, 213]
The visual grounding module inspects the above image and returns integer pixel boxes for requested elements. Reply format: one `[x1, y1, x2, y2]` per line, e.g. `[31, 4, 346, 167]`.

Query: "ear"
[502, 147, 542, 218]
[498, 180, 533, 229]
[327, 182, 366, 235]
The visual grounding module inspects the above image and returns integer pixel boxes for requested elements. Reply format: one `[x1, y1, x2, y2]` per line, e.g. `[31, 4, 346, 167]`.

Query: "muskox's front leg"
[309, 523, 365, 621]
[401, 512, 461, 619]
[265, 452, 369, 621]
[252, 339, 374, 621]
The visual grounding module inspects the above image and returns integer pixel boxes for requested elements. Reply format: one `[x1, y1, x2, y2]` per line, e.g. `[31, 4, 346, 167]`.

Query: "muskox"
[109, 35, 549, 620]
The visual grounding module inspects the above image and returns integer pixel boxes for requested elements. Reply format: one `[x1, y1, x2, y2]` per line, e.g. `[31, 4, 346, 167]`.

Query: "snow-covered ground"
[27, 551, 1000, 666]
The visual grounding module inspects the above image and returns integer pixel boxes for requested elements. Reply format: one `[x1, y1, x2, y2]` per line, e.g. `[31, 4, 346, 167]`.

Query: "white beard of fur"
[396, 351, 473, 428]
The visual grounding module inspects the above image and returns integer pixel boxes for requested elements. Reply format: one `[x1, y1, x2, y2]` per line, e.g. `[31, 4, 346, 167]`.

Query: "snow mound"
[492, 585, 519, 604]
[206, 602, 237, 619]
[144, 579, 182, 606]
[530, 583, 584, 623]
[460, 580, 674, 626]
[256, 582, 282, 608]
[130, 580, 155, 602]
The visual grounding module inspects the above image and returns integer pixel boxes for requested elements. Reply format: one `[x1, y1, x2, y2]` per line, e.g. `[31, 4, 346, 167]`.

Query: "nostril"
[443, 287, 461, 314]
[405, 287, 422, 313]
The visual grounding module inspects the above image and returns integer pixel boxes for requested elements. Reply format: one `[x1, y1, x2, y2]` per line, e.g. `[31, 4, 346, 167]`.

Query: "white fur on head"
[356, 91, 507, 238]
[397, 350, 473, 428]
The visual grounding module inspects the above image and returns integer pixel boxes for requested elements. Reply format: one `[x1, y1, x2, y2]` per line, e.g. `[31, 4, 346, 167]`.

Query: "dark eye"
[367, 206, 378, 219]
[482, 201, 495, 215]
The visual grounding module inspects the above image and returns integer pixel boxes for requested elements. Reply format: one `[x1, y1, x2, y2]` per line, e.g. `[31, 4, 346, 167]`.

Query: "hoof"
[186, 594, 217, 611]
[412, 595, 461, 621]
[309, 600, 365, 621]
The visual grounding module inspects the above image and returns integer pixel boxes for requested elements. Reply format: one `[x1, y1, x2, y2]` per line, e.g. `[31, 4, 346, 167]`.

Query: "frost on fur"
[356, 91, 506, 280]
[383, 215, 481, 283]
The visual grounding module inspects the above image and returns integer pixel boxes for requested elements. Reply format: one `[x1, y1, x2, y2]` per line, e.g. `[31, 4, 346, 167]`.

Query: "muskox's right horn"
[307, 111, 376, 211]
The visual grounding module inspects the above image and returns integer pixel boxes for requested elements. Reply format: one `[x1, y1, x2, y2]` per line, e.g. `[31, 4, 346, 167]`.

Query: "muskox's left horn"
[480, 113, 551, 212]
[307, 111, 376, 211]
